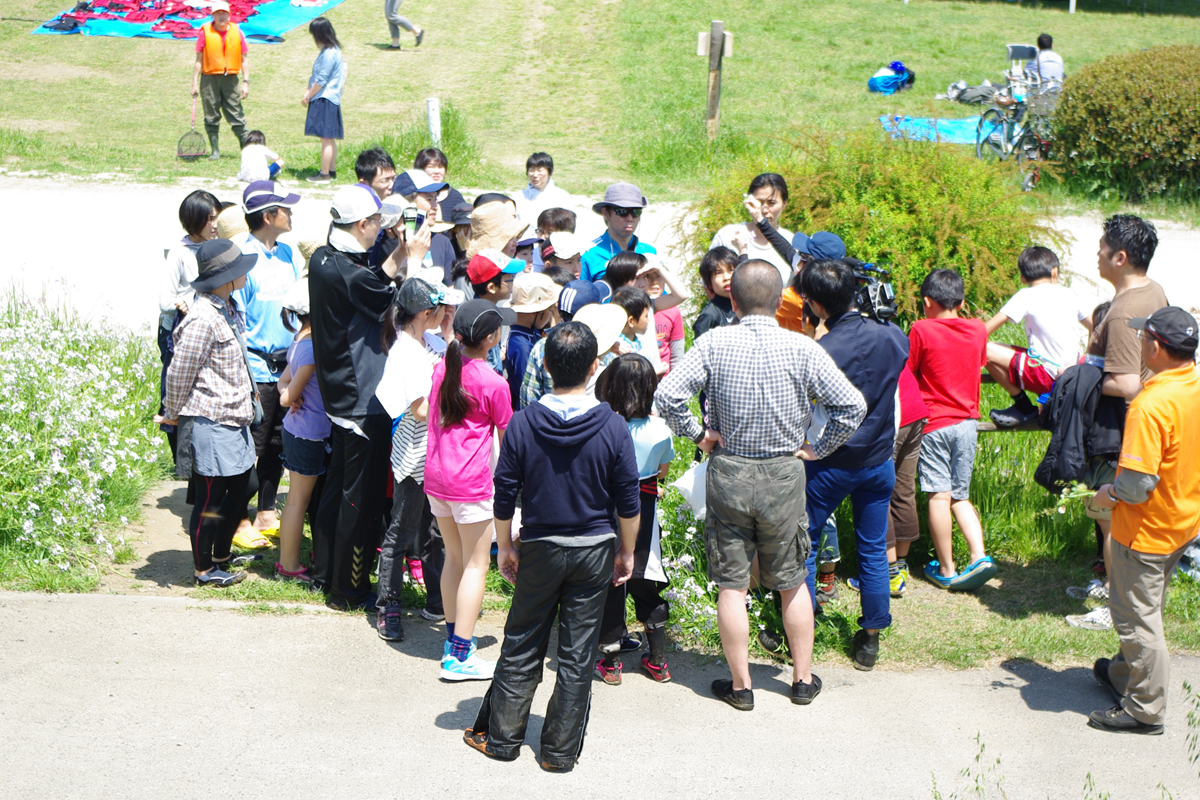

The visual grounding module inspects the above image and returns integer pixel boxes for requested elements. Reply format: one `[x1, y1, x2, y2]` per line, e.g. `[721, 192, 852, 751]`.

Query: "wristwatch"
[693, 430, 706, 445]
[1106, 488, 1120, 505]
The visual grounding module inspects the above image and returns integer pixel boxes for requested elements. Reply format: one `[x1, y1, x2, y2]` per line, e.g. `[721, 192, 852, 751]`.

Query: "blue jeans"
[804, 460, 896, 631]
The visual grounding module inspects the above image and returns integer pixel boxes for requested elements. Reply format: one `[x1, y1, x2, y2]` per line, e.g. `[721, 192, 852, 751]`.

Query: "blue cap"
[393, 168, 449, 198]
[795, 231, 847, 261]
[557, 280, 602, 317]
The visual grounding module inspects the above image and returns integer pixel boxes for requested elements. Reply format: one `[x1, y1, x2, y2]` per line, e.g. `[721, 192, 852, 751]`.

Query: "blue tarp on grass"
[33, 0, 348, 42]
[880, 114, 981, 145]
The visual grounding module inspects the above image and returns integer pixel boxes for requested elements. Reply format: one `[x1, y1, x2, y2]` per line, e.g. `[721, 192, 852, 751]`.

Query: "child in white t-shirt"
[237, 130, 284, 183]
[984, 246, 1093, 427]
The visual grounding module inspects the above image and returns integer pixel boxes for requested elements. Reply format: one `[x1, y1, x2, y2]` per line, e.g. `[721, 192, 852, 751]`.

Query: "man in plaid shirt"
[655, 259, 865, 711]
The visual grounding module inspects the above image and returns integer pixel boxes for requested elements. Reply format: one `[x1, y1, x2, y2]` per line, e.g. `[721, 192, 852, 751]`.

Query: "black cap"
[191, 239, 257, 293]
[453, 299, 517, 344]
[1128, 306, 1199, 351]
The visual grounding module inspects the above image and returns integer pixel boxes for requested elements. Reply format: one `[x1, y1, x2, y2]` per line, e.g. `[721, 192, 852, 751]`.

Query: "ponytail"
[438, 338, 472, 427]
[381, 306, 419, 354]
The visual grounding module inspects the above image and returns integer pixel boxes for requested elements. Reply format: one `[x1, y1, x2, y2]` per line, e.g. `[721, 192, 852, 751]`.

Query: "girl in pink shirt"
[425, 300, 515, 681]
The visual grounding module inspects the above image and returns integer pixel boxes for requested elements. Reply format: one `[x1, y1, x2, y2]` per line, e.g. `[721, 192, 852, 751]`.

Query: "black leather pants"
[471, 537, 613, 768]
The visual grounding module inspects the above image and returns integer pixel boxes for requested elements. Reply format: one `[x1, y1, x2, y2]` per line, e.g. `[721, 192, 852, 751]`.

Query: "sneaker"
[194, 568, 245, 587]
[815, 572, 838, 605]
[306, 173, 333, 184]
[463, 729, 518, 761]
[415, 28, 424, 46]
[989, 404, 1039, 428]
[1067, 579, 1109, 601]
[791, 674, 822, 705]
[757, 628, 791, 661]
[640, 654, 671, 683]
[711, 679, 754, 711]
[328, 592, 378, 612]
[1093, 658, 1123, 703]
[1066, 605, 1113, 631]
[420, 604, 446, 621]
[847, 574, 908, 598]
[594, 658, 622, 685]
[377, 603, 404, 641]
[440, 651, 495, 682]
[616, 632, 644, 653]
[1087, 705, 1163, 735]
[852, 629, 879, 671]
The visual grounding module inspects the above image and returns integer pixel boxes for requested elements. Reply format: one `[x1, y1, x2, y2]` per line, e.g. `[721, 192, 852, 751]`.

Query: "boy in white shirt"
[985, 246, 1093, 427]
[237, 130, 284, 183]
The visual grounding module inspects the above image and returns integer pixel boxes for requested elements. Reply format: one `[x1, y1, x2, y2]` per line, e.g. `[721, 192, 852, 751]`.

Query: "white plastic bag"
[670, 460, 708, 521]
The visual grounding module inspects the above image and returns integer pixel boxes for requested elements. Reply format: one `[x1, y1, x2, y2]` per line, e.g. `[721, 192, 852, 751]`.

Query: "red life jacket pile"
[54, 0, 270, 38]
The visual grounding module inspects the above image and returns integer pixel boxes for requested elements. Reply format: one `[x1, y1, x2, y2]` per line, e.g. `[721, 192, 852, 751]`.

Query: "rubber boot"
[208, 133, 220, 161]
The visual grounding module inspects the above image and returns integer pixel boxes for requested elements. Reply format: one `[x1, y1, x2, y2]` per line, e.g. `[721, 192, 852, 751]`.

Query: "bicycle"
[975, 77, 1060, 190]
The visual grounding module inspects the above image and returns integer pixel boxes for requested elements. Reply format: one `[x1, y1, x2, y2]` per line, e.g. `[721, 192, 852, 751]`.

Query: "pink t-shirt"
[424, 357, 513, 502]
[654, 306, 684, 370]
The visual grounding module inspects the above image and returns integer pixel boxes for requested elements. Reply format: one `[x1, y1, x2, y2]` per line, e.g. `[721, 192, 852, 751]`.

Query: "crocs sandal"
[923, 560, 956, 590]
[275, 562, 312, 583]
[949, 556, 997, 592]
[232, 529, 271, 550]
[257, 521, 281, 539]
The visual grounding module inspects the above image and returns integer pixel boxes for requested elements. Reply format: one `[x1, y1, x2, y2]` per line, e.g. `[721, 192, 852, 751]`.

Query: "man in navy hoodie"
[465, 322, 641, 772]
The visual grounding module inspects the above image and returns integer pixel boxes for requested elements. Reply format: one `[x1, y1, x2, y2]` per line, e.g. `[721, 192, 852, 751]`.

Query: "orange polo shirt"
[1111, 363, 1200, 554]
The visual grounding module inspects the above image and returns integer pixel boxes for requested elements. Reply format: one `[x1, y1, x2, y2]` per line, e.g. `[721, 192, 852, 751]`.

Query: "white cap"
[330, 184, 382, 225]
[281, 278, 309, 316]
[440, 287, 467, 306]
[545, 231, 583, 260]
[209, 0, 231, 12]
[409, 266, 446, 286]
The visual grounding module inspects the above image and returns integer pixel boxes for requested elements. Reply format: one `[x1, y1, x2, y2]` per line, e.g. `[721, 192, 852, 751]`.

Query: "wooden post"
[705, 20, 724, 141]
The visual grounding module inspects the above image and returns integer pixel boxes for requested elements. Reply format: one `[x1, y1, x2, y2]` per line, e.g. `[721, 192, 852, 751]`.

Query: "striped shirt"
[655, 315, 866, 459]
[165, 292, 254, 427]
[389, 339, 442, 482]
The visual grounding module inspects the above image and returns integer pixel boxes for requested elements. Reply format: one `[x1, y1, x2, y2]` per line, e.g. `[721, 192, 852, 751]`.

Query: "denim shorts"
[918, 419, 977, 501]
[281, 428, 328, 477]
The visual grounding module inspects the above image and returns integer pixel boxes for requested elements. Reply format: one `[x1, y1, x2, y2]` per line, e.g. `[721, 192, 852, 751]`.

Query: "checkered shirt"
[165, 292, 255, 427]
[655, 315, 866, 459]
[518, 336, 553, 409]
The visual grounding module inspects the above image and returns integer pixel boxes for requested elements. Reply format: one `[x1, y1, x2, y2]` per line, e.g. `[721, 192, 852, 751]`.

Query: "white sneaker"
[440, 651, 495, 682]
[1066, 605, 1112, 631]
[1066, 579, 1109, 601]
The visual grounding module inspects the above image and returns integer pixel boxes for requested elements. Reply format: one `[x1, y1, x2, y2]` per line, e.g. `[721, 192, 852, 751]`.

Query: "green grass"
[7, 0, 1200, 201]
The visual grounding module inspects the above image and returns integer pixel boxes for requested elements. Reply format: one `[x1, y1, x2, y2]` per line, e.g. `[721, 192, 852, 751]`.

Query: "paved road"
[1, 590, 1196, 799]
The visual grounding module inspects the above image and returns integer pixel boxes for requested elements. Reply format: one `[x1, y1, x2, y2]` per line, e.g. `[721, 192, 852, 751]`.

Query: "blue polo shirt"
[816, 311, 909, 470]
[579, 231, 657, 282]
[233, 233, 300, 383]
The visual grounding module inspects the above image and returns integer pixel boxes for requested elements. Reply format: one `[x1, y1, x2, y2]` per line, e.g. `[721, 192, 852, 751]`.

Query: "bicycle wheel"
[1014, 130, 1045, 191]
[976, 108, 1009, 163]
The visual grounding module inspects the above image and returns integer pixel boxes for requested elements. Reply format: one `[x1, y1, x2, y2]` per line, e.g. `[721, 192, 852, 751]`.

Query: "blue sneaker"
[924, 561, 956, 590]
[441, 651, 495, 682]
[443, 637, 477, 659]
[949, 556, 998, 592]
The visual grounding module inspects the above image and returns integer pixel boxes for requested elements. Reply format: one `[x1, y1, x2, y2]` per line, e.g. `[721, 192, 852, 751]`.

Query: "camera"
[851, 262, 897, 322]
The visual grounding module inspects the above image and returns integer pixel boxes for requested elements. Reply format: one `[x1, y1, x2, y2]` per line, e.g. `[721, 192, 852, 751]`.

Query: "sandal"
[923, 560, 956, 590]
[257, 521, 281, 539]
[194, 568, 246, 588]
[949, 556, 997, 592]
[232, 527, 271, 550]
[275, 562, 313, 583]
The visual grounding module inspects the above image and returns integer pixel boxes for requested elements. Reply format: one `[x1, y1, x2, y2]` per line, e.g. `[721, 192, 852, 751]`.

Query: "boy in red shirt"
[908, 269, 997, 591]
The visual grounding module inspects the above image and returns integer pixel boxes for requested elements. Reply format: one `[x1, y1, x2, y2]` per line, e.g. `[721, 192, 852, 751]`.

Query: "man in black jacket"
[308, 185, 398, 609]
[465, 322, 641, 772]
[799, 259, 909, 671]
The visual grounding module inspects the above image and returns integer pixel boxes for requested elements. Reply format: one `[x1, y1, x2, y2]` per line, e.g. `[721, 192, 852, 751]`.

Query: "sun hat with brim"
[396, 278, 444, 316]
[572, 303, 627, 356]
[591, 182, 648, 215]
[281, 277, 310, 316]
[510, 272, 562, 313]
[243, 181, 300, 214]
[454, 299, 517, 343]
[795, 231, 846, 261]
[1128, 306, 1199, 350]
[466, 202, 530, 258]
[557, 280, 602, 318]
[192, 238, 257, 293]
[393, 169, 449, 198]
[297, 239, 321, 265]
[467, 249, 526, 284]
[330, 184, 383, 225]
[216, 205, 249, 241]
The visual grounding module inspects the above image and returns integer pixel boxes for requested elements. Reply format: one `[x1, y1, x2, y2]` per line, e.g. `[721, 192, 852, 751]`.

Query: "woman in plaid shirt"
[164, 239, 260, 588]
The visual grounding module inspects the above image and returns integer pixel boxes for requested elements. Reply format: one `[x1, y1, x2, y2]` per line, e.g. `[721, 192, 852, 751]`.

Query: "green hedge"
[685, 132, 1059, 323]
[1055, 45, 1200, 200]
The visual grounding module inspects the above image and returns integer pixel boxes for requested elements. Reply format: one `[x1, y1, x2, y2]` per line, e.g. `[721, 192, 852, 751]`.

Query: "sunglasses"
[609, 207, 642, 219]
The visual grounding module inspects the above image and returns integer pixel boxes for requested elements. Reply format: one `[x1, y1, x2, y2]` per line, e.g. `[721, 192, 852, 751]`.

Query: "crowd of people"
[155, 135, 1200, 767]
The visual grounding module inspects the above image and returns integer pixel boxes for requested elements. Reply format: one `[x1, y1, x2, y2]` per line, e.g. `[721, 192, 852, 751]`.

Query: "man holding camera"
[798, 259, 909, 671]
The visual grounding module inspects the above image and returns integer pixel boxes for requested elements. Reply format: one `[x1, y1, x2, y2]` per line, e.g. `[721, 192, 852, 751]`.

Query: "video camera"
[852, 263, 897, 322]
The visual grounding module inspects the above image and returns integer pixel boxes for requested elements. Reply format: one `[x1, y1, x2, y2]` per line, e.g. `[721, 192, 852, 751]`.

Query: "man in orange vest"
[190, 0, 249, 161]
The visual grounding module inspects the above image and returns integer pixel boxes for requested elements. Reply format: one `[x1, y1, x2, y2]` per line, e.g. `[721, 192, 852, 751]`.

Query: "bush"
[683, 131, 1060, 322]
[364, 102, 500, 188]
[0, 293, 169, 591]
[1055, 45, 1200, 200]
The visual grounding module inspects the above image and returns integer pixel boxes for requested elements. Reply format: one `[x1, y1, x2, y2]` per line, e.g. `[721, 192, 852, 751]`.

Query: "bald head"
[730, 259, 784, 317]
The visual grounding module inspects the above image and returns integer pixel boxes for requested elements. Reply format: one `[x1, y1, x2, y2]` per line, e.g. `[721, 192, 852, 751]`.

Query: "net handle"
[191, 96, 196, 130]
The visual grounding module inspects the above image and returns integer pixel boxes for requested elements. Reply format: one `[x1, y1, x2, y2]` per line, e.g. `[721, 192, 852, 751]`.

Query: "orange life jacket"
[200, 22, 243, 76]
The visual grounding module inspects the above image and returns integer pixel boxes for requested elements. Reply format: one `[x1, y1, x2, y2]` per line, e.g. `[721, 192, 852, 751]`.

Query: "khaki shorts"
[704, 451, 810, 591]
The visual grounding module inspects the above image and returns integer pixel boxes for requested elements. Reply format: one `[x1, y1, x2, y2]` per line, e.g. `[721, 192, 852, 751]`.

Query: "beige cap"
[510, 272, 562, 314]
[466, 201, 527, 259]
[215, 205, 248, 240]
[572, 303, 628, 356]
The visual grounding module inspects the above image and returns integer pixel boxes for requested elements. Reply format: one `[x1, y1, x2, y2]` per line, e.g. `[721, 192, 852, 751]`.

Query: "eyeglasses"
[609, 207, 642, 219]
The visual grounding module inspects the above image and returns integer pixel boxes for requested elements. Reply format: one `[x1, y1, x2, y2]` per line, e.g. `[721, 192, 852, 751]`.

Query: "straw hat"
[215, 205, 248, 240]
[466, 201, 527, 259]
[297, 239, 321, 264]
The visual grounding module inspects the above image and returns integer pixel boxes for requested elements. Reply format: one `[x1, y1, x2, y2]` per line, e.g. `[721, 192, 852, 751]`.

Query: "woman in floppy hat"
[164, 239, 260, 587]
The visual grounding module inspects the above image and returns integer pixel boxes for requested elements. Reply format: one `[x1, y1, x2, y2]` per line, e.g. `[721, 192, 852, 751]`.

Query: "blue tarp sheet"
[33, 0, 347, 42]
[880, 114, 981, 145]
